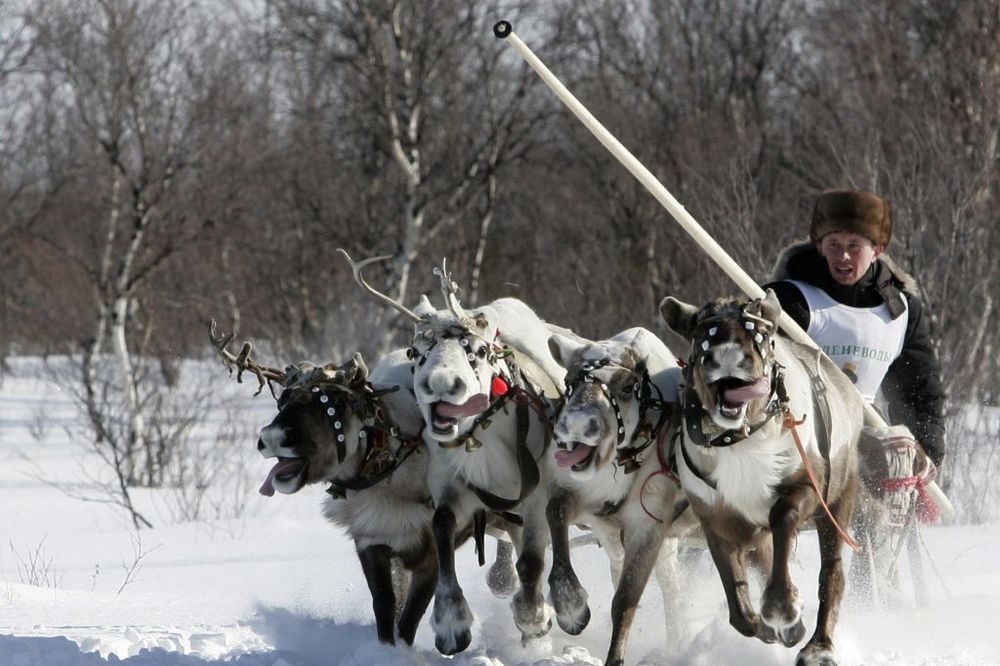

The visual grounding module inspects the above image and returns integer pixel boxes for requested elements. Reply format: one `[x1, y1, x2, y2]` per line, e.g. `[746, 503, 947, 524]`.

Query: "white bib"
[788, 280, 907, 402]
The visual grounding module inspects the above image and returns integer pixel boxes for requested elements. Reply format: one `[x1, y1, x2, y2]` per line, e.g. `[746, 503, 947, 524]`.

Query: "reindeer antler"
[434, 259, 475, 328]
[338, 249, 423, 323]
[208, 320, 288, 396]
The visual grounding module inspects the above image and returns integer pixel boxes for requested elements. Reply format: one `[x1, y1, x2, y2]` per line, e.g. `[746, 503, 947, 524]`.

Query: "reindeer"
[340, 250, 568, 655]
[209, 324, 517, 646]
[546, 327, 700, 666]
[660, 290, 865, 666]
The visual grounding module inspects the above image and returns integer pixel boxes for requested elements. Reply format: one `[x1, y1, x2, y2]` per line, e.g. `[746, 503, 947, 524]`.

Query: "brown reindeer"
[660, 290, 864, 666]
[209, 324, 518, 646]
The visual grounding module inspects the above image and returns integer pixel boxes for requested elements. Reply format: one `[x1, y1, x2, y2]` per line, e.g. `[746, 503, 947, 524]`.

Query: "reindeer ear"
[284, 361, 316, 387]
[759, 288, 783, 326]
[660, 296, 699, 340]
[414, 295, 435, 317]
[548, 333, 586, 368]
[350, 352, 370, 381]
[334, 353, 368, 386]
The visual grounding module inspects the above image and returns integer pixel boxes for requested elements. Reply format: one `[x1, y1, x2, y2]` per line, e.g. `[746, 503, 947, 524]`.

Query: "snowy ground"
[2, 357, 999, 666]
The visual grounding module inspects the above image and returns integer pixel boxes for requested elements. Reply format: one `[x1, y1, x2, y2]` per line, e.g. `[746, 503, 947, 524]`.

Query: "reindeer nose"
[257, 438, 266, 451]
[556, 413, 604, 442]
[421, 372, 467, 399]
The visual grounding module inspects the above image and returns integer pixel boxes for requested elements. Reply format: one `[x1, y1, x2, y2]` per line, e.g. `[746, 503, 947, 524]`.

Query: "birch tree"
[266, 0, 550, 354]
[25, 0, 224, 517]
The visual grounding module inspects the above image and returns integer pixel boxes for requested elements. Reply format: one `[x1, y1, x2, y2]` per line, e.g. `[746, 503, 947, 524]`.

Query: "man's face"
[817, 231, 884, 286]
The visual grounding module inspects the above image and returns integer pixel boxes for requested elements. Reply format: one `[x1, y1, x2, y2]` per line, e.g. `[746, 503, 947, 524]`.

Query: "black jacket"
[763, 241, 947, 467]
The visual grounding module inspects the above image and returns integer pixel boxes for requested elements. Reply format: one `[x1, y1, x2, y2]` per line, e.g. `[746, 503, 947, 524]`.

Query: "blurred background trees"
[1, 0, 998, 513]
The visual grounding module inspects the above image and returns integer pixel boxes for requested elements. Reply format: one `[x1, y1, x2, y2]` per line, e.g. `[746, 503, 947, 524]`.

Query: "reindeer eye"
[477, 346, 488, 358]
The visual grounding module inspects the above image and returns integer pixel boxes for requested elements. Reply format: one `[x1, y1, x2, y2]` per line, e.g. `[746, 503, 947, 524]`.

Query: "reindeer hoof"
[549, 573, 590, 634]
[487, 560, 518, 598]
[431, 591, 473, 655]
[520, 617, 553, 644]
[555, 601, 590, 635]
[435, 628, 471, 656]
[779, 618, 807, 647]
[761, 585, 803, 646]
[796, 640, 838, 666]
[755, 622, 779, 644]
[512, 591, 552, 640]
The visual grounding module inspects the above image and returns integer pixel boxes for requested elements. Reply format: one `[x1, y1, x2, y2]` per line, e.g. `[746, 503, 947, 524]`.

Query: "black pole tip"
[493, 20, 512, 39]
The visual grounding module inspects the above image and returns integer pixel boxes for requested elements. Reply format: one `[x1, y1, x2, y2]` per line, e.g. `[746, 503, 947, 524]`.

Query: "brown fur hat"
[809, 190, 893, 246]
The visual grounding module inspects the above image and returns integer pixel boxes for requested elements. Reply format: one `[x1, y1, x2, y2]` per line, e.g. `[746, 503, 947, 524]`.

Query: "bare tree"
[263, 0, 554, 354]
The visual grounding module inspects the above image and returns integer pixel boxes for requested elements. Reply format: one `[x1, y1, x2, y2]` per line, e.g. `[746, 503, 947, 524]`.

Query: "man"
[765, 189, 946, 467]
[764, 189, 947, 604]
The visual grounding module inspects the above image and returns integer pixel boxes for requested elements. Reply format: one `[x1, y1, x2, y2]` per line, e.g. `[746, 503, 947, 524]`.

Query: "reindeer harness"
[678, 301, 833, 493]
[291, 382, 422, 499]
[563, 356, 673, 474]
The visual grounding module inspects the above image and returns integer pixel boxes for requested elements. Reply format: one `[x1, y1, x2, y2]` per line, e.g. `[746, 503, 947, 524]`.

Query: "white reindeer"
[340, 250, 567, 655]
[546, 327, 700, 666]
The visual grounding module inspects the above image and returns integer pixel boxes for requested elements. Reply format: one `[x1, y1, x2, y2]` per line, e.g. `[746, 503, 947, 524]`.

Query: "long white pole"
[493, 21, 953, 520]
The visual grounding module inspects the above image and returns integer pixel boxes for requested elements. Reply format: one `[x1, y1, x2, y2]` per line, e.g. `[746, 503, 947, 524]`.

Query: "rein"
[782, 408, 861, 552]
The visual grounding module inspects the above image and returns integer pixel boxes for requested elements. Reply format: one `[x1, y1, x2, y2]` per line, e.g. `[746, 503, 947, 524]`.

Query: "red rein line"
[783, 410, 861, 552]
[639, 424, 681, 524]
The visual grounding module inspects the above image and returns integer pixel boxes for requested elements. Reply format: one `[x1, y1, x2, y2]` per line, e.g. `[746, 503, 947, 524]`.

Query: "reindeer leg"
[761, 485, 814, 648]
[604, 525, 670, 666]
[357, 544, 396, 645]
[653, 535, 683, 645]
[703, 527, 762, 639]
[546, 487, 590, 635]
[797, 490, 856, 666]
[487, 533, 519, 598]
[396, 541, 438, 646]
[512, 493, 552, 642]
[430, 504, 473, 655]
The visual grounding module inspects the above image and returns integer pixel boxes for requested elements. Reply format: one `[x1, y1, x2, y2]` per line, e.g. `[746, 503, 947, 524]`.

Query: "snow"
[2, 357, 1000, 666]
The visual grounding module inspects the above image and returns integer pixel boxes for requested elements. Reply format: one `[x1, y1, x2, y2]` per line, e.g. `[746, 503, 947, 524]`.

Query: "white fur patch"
[679, 427, 798, 526]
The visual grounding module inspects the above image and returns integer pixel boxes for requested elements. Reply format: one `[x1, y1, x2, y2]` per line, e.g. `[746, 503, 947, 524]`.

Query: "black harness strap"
[326, 434, 421, 495]
[467, 400, 540, 512]
[800, 356, 833, 500]
[679, 430, 717, 490]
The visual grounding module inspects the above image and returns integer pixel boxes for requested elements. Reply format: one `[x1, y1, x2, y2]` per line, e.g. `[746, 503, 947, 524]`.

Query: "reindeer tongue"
[259, 458, 307, 497]
[435, 394, 491, 418]
[555, 444, 594, 468]
[722, 377, 771, 405]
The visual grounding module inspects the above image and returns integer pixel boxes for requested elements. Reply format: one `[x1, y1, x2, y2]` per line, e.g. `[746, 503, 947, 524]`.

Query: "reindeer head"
[661, 290, 782, 431]
[548, 333, 652, 481]
[408, 263, 505, 442]
[339, 250, 507, 444]
[255, 354, 375, 496]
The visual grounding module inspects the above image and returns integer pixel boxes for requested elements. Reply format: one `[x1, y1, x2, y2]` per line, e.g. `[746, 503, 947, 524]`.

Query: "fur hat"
[809, 190, 893, 246]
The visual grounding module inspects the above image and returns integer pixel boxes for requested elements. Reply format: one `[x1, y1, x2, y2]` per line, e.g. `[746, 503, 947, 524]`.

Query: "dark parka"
[764, 240, 947, 467]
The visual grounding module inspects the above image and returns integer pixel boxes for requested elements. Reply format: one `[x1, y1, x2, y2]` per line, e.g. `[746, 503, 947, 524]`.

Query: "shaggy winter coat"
[764, 240, 947, 467]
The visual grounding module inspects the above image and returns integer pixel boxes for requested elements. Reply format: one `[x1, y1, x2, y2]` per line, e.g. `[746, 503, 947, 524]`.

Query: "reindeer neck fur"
[322, 452, 432, 552]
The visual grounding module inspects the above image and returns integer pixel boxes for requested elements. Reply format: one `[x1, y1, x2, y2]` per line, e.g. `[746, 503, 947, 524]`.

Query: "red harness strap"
[880, 476, 941, 523]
